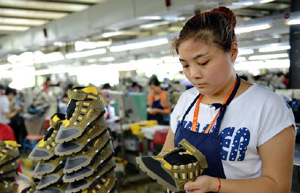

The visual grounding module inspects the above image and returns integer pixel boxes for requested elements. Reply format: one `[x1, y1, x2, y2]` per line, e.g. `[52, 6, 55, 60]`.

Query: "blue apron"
[174, 75, 241, 179]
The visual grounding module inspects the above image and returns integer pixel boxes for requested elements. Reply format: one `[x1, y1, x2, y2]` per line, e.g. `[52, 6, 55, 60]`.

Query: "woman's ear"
[230, 41, 238, 62]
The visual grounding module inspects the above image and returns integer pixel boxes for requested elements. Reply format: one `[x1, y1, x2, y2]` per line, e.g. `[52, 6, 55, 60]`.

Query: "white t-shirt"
[171, 84, 295, 179]
[0, 95, 10, 124]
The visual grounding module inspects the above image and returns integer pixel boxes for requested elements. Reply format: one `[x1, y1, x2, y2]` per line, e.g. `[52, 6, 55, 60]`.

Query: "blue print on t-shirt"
[220, 127, 250, 161]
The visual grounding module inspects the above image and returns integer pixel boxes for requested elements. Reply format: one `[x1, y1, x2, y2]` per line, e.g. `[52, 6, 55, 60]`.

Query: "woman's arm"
[160, 128, 175, 153]
[185, 125, 296, 193]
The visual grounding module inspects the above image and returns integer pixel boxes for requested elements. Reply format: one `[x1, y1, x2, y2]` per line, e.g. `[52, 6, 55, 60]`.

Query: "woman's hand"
[184, 175, 219, 193]
[148, 108, 161, 115]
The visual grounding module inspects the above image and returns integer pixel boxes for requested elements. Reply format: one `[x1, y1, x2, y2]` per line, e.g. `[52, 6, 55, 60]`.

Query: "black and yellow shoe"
[29, 113, 66, 161]
[34, 183, 67, 193]
[0, 140, 20, 168]
[0, 179, 16, 193]
[65, 162, 115, 193]
[0, 160, 18, 175]
[78, 170, 117, 193]
[55, 86, 105, 143]
[63, 144, 114, 183]
[21, 178, 40, 193]
[63, 133, 111, 174]
[55, 117, 107, 156]
[136, 139, 208, 192]
[33, 155, 66, 178]
[36, 167, 64, 190]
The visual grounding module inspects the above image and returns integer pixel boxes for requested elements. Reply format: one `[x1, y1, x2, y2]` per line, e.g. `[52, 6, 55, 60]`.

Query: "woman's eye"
[198, 61, 208, 66]
[182, 65, 189, 68]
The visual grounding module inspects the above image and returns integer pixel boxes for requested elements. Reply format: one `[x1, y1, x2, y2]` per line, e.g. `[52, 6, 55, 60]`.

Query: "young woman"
[162, 7, 296, 193]
[147, 77, 171, 125]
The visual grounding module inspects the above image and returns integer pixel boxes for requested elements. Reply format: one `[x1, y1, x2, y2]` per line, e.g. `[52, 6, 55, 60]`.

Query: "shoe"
[136, 139, 208, 192]
[0, 170, 17, 179]
[65, 162, 115, 193]
[33, 155, 66, 178]
[34, 183, 67, 193]
[36, 167, 64, 190]
[55, 86, 105, 143]
[0, 179, 15, 193]
[55, 117, 107, 156]
[0, 160, 18, 174]
[0, 140, 20, 168]
[21, 178, 40, 193]
[77, 170, 117, 193]
[63, 132, 111, 174]
[29, 113, 66, 161]
[63, 145, 114, 182]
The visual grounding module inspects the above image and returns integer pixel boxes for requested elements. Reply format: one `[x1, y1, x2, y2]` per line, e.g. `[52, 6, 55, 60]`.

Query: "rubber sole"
[136, 157, 180, 192]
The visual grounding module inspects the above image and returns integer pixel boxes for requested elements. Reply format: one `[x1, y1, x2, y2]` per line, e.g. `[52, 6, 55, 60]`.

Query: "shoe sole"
[33, 156, 66, 178]
[63, 147, 114, 183]
[63, 133, 111, 174]
[55, 110, 105, 143]
[65, 163, 115, 193]
[136, 156, 180, 192]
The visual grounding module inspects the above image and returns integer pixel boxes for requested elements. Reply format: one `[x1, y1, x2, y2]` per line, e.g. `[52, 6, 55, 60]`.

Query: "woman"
[147, 77, 171, 125]
[162, 7, 296, 193]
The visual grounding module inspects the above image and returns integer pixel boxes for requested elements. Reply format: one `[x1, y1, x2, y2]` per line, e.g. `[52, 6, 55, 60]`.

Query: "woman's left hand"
[184, 175, 217, 193]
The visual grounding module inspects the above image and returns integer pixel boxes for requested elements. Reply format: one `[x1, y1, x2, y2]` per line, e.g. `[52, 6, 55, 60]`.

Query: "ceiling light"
[34, 52, 64, 63]
[0, 8, 67, 19]
[140, 21, 169, 29]
[75, 40, 112, 51]
[0, 18, 48, 26]
[137, 16, 162, 20]
[0, 25, 29, 31]
[248, 53, 288, 60]
[99, 57, 115, 62]
[110, 38, 168, 52]
[235, 23, 271, 34]
[238, 49, 254, 56]
[258, 45, 290, 52]
[65, 48, 106, 59]
[235, 57, 246, 62]
[286, 18, 300, 25]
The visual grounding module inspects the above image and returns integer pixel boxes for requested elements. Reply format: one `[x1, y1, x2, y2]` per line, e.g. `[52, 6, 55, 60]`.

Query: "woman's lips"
[195, 83, 206, 88]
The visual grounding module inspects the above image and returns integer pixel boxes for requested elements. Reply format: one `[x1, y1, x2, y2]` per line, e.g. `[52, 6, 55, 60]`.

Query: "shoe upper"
[55, 86, 105, 143]
[29, 113, 66, 161]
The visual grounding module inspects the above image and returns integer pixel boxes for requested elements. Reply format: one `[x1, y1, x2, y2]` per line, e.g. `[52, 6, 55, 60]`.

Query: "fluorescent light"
[235, 23, 271, 34]
[0, 8, 67, 19]
[102, 31, 139, 38]
[140, 21, 169, 29]
[235, 57, 246, 62]
[99, 57, 115, 62]
[259, 45, 290, 52]
[75, 40, 112, 51]
[137, 16, 162, 20]
[286, 18, 300, 25]
[65, 48, 106, 59]
[238, 49, 254, 56]
[0, 17, 48, 26]
[0, 25, 29, 31]
[110, 38, 168, 52]
[248, 53, 288, 60]
[34, 52, 64, 63]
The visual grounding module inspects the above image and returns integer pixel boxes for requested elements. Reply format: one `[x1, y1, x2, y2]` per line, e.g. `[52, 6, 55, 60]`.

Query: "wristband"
[216, 177, 221, 193]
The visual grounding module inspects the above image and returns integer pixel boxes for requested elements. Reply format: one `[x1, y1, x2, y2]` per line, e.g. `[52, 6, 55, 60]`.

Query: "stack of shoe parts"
[136, 139, 208, 192]
[0, 140, 20, 193]
[24, 86, 117, 193]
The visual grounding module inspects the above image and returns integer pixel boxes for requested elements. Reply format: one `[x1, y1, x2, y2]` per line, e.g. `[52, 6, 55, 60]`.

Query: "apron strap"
[213, 74, 241, 134]
[180, 94, 200, 127]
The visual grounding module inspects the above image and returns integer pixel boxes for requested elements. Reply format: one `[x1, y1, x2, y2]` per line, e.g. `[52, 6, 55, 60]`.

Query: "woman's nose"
[189, 65, 202, 79]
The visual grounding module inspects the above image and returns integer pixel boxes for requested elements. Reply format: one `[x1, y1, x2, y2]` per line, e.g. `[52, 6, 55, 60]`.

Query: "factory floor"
[18, 157, 300, 193]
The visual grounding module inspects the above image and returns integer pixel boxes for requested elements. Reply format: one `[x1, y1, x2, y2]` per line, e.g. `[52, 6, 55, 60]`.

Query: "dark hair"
[148, 77, 160, 86]
[171, 6, 237, 54]
[5, 87, 17, 96]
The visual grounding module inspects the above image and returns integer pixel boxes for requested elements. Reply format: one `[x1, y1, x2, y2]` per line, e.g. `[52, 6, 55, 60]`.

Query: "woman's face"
[150, 85, 161, 94]
[178, 39, 238, 96]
